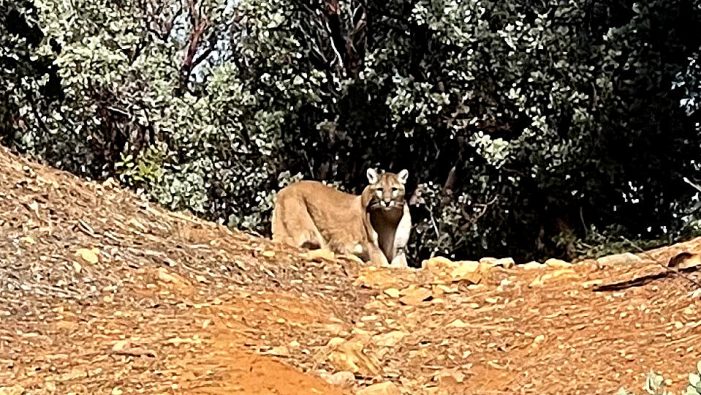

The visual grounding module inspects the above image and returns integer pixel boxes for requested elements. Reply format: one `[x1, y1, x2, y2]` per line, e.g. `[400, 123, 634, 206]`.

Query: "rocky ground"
[1, 146, 700, 395]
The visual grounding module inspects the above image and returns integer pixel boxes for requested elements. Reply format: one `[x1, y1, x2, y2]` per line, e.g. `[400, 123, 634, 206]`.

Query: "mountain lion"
[271, 168, 411, 267]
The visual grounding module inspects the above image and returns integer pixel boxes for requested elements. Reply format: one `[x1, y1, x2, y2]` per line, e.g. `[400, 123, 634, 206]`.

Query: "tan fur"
[364, 168, 411, 268]
[271, 169, 412, 267]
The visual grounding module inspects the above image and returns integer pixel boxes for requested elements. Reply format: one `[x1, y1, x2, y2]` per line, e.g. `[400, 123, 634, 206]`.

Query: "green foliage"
[685, 361, 701, 395]
[617, 360, 701, 395]
[2, 0, 701, 263]
[643, 370, 672, 395]
[555, 225, 671, 260]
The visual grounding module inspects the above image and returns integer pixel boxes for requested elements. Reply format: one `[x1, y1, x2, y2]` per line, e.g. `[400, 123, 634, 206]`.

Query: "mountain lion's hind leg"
[272, 190, 325, 250]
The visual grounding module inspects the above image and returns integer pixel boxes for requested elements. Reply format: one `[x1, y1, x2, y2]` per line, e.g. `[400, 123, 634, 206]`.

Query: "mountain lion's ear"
[397, 169, 409, 184]
[366, 168, 379, 184]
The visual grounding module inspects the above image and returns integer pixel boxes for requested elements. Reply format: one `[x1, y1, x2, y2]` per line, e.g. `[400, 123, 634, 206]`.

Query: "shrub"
[2, 0, 701, 263]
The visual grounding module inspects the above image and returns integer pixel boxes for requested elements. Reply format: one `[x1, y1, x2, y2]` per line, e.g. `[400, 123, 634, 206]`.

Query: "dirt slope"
[0, 146, 700, 394]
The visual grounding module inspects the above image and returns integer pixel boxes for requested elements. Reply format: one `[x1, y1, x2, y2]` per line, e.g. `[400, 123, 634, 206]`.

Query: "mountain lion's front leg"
[389, 204, 411, 268]
[389, 249, 408, 268]
[367, 242, 390, 266]
[365, 226, 390, 266]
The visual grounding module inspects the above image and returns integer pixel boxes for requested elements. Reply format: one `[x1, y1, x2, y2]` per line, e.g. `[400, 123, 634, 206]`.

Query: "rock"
[264, 346, 290, 356]
[44, 381, 56, 393]
[455, 261, 481, 272]
[449, 263, 482, 284]
[326, 337, 347, 347]
[521, 261, 545, 270]
[326, 339, 381, 376]
[75, 247, 100, 265]
[430, 297, 445, 305]
[479, 257, 497, 265]
[421, 256, 455, 270]
[372, 330, 408, 347]
[435, 284, 459, 294]
[581, 279, 604, 289]
[324, 324, 347, 336]
[399, 287, 432, 306]
[433, 369, 467, 385]
[447, 319, 469, 328]
[496, 257, 515, 268]
[430, 285, 447, 297]
[127, 218, 147, 232]
[421, 256, 485, 284]
[383, 288, 401, 298]
[496, 278, 511, 292]
[111, 339, 130, 352]
[302, 248, 336, 262]
[364, 300, 385, 310]
[532, 334, 546, 346]
[261, 250, 276, 258]
[19, 236, 36, 245]
[0, 385, 25, 395]
[529, 268, 577, 287]
[350, 328, 372, 339]
[156, 268, 190, 289]
[342, 253, 366, 265]
[357, 382, 401, 395]
[480, 257, 515, 269]
[669, 252, 701, 269]
[545, 258, 572, 268]
[321, 371, 356, 388]
[596, 252, 642, 266]
[354, 267, 402, 289]
[529, 276, 545, 287]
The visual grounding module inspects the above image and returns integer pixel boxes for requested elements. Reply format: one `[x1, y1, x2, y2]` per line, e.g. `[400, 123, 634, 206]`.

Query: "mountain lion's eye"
[376, 188, 384, 192]
[391, 187, 398, 192]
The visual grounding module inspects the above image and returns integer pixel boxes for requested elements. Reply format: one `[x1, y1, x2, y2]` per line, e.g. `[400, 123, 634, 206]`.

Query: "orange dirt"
[1, 145, 700, 394]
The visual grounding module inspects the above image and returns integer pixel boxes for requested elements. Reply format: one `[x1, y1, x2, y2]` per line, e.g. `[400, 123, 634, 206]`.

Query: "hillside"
[1, 146, 700, 395]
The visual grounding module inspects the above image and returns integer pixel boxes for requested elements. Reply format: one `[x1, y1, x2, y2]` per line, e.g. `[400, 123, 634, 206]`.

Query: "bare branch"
[442, 165, 457, 195]
[141, 0, 183, 41]
[322, 1, 345, 71]
[177, 0, 211, 94]
[683, 176, 701, 193]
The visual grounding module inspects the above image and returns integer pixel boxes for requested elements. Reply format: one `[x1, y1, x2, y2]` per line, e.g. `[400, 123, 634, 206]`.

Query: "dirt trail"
[0, 146, 700, 394]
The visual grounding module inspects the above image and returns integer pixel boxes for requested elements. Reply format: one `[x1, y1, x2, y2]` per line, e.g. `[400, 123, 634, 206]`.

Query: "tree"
[2, 0, 700, 263]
